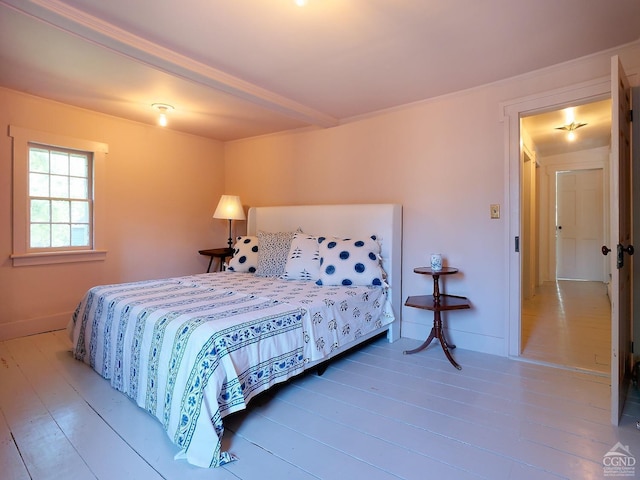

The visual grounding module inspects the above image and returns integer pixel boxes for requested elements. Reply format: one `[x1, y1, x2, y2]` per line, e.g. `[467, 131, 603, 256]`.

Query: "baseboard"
[0, 312, 71, 341]
[401, 321, 505, 356]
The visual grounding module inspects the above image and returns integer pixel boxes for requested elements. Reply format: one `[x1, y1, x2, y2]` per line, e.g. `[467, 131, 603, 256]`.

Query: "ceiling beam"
[2, 0, 339, 128]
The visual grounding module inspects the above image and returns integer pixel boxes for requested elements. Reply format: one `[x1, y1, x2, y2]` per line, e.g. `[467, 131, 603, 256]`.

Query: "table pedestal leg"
[403, 329, 436, 355]
[403, 310, 461, 370]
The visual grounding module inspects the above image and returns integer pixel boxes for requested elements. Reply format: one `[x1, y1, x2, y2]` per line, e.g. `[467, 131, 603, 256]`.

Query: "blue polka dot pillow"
[316, 235, 386, 287]
[227, 236, 259, 273]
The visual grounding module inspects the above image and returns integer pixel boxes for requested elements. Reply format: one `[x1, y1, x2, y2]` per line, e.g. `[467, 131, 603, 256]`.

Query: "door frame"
[500, 77, 611, 358]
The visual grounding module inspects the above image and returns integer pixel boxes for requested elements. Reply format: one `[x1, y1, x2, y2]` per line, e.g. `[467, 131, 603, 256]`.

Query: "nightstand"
[404, 267, 470, 370]
[198, 248, 234, 273]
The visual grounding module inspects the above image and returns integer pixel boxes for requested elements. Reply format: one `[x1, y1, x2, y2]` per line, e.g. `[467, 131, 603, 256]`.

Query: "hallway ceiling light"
[555, 121, 587, 142]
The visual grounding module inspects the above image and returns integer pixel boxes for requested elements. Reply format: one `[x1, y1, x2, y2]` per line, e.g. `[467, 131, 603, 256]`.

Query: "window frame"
[28, 142, 94, 252]
[10, 126, 108, 266]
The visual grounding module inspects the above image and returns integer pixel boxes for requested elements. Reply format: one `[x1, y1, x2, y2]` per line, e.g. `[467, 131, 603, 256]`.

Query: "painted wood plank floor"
[522, 280, 611, 374]
[1, 330, 639, 480]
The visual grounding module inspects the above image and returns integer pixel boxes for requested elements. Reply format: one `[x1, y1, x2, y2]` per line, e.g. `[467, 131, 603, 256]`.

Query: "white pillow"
[255, 230, 296, 277]
[281, 232, 321, 281]
[316, 235, 385, 287]
[227, 236, 259, 273]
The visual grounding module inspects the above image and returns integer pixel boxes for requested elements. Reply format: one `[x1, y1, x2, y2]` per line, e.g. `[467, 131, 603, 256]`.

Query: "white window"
[28, 144, 93, 251]
[10, 126, 108, 266]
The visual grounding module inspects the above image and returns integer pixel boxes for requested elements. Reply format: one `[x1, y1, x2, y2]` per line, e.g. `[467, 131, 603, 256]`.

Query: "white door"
[556, 169, 604, 280]
[609, 55, 633, 425]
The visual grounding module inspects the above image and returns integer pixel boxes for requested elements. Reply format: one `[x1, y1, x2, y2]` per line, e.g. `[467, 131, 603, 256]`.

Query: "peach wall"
[225, 42, 640, 356]
[224, 91, 506, 354]
[0, 88, 226, 339]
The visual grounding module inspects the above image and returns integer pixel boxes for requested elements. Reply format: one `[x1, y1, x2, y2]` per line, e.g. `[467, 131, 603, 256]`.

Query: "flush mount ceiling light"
[152, 103, 174, 127]
[555, 121, 587, 141]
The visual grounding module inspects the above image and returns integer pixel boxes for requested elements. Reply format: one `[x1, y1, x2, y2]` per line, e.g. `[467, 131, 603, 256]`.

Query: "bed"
[67, 203, 402, 468]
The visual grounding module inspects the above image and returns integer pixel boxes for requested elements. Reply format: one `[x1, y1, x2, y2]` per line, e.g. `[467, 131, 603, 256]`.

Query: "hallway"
[521, 280, 611, 374]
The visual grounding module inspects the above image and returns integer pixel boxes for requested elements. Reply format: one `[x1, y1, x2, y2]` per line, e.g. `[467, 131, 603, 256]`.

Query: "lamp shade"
[213, 195, 245, 221]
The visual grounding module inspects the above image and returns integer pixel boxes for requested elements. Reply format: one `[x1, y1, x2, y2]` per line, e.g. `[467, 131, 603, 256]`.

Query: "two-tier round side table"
[404, 266, 470, 370]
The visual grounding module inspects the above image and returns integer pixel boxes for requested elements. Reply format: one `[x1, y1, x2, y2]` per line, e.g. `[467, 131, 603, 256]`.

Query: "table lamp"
[213, 195, 245, 249]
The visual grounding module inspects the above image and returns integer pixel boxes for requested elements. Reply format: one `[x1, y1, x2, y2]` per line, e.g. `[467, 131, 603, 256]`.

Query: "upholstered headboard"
[247, 204, 402, 341]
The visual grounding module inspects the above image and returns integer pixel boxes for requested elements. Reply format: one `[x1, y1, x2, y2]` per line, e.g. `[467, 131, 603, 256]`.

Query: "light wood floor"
[522, 280, 611, 375]
[2, 330, 640, 479]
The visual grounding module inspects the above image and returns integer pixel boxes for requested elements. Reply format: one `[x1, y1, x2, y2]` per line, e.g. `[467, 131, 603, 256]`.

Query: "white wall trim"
[500, 78, 612, 358]
[9, 125, 109, 264]
[0, 312, 70, 341]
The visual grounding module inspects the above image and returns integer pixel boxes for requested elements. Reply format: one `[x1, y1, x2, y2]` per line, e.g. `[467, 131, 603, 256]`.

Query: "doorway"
[504, 56, 636, 425]
[519, 100, 611, 373]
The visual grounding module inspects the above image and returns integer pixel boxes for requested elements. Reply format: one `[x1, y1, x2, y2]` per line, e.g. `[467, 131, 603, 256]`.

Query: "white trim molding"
[0, 311, 71, 341]
[9, 125, 109, 267]
[499, 77, 612, 358]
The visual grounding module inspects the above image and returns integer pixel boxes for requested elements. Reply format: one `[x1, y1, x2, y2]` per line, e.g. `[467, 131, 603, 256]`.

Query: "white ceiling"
[1, 0, 638, 143]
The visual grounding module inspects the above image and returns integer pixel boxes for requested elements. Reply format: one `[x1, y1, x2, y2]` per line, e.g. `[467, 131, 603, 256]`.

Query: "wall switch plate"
[490, 204, 500, 219]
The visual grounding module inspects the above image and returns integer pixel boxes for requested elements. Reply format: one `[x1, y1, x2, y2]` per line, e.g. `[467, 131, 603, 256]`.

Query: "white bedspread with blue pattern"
[67, 272, 394, 467]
